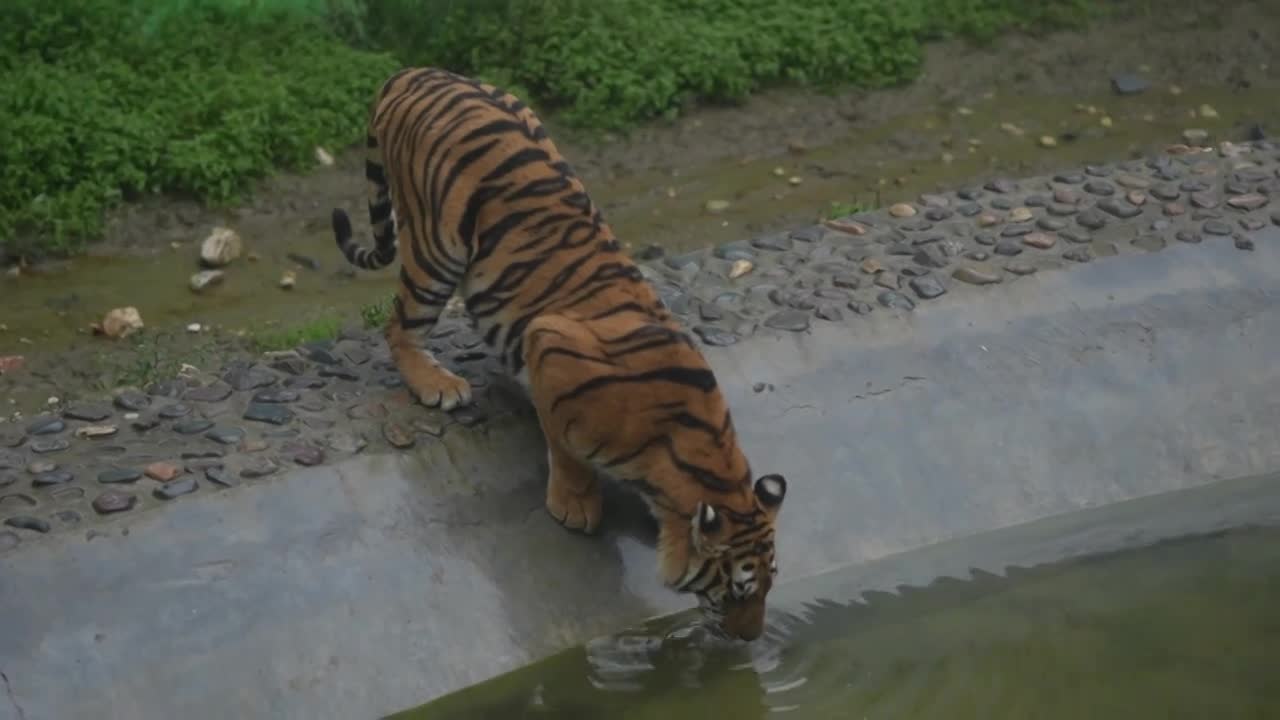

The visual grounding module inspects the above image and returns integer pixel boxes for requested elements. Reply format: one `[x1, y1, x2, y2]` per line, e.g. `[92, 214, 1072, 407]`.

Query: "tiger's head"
[660, 472, 788, 641]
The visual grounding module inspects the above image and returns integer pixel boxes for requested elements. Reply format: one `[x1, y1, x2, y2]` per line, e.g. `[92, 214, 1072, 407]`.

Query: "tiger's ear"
[690, 501, 724, 553]
[754, 474, 786, 509]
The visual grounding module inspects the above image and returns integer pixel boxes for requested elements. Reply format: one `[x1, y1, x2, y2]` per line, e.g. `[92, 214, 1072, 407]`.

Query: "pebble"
[26, 416, 66, 436]
[113, 390, 150, 412]
[154, 476, 198, 500]
[98, 468, 143, 484]
[1203, 220, 1233, 236]
[1009, 207, 1033, 222]
[1182, 129, 1210, 146]
[204, 467, 239, 488]
[952, 266, 1002, 285]
[75, 425, 118, 439]
[977, 213, 1001, 227]
[1024, 234, 1054, 251]
[1235, 236, 1256, 251]
[729, 259, 754, 279]
[1164, 202, 1186, 217]
[206, 426, 246, 445]
[327, 432, 367, 455]
[412, 419, 447, 438]
[994, 240, 1024, 256]
[764, 310, 811, 332]
[5, 516, 51, 533]
[382, 422, 415, 449]
[908, 275, 946, 300]
[186, 381, 233, 403]
[888, 203, 917, 218]
[200, 227, 243, 267]
[877, 291, 915, 311]
[1227, 193, 1268, 210]
[190, 270, 225, 293]
[1077, 209, 1108, 229]
[704, 200, 730, 214]
[1132, 235, 1167, 252]
[173, 419, 215, 435]
[692, 326, 738, 347]
[874, 272, 900, 290]
[451, 407, 487, 428]
[30, 438, 70, 454]
[63, 403, 112, 422]
[1126, 191, 1147, 206]
[93, 490, 137, 515]
[1063, 248, 1093, 263]
[1004, 262, 1037, 276]
[244, 402, 295, 426]
[32, 470, 74, 487]
[145, 461, 182, 482]
[158, 403, 192, 419]
[241, 457, 280, 478]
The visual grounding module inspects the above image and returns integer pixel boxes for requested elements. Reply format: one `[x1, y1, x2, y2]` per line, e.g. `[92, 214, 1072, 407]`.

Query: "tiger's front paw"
[406, 366, 473, 411]
[546, 475, 603, 535]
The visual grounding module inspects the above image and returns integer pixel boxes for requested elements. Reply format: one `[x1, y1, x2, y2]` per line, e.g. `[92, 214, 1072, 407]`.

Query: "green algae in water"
[392, 526, 1280, 719]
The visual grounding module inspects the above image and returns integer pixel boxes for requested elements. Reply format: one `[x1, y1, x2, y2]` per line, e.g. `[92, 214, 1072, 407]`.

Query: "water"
[392, 525, 1280, 719]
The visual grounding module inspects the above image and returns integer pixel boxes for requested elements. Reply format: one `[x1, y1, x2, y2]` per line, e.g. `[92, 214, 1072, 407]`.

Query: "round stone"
[30, 438, 70, 454]
[32, 470, 74, 487]
[815, 305, 843, 322]
[98, 468, 143, 484]
[206, 426, 246, 445]
[952, 266, 1001, 285]
[1176, 230, 1202, 244]
[244, 403, 295, 426]
[888, 203, 917, 218]
[1037, 218, 1067, 231]
[185, 381, 233, 403]
[1203, 220, 1232, 236]
[1063, 247, 1093, 263]
[145, 462, 182, 482]
[5, 516, 50, 533]
[1077, 210, 1108, 229]
[984, 179, 1017, 194]
[75, 425, 118, 439]
[92, 491, 136, 515]
[173, 419, 215, 435]
[25, 416, 66, 436]
[154, 476, 198, 500]
[1023, 233, 1057, 250]
[1097, 198, 1142, 219]
[848, 301, 874, 315]
[994, 240, 1024, 257]
[764, 310, 811, 333]
[1227, 193, 1268, 211]
[877, 291, 915, 311]
[240, 458, 280, 479]
[158, 403, 192, 419]
[63, 403, 112, 422]
[1084, 180, 1115, 196]
[205, 467, 239, 488]
[382, 422, 415, 450]
[113, 390, 151, 412]
[1009, 207, 1033, 222]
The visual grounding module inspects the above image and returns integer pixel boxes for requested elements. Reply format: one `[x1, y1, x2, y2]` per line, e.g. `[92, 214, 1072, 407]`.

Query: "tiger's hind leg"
[387, 270, 473, 411]
[543, 439, 603, 534]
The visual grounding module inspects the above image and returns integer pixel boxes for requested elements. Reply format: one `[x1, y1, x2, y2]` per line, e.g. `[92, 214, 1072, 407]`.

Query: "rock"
[874, 271, 900, 290]
[1038, 135, 1057, 148]
[823, 220, 867, 236]
[0, 355, 24, 375]
[1182, 128, 1210, 146]
[994, 240, 1024, 256]
[315, 147, 335, 166]
[154, 476, 198, 500]
[96, 307, 144, 339]
[909, 275, 946, 300]
[1203, 220, 1233, 236]
[327, 432, 367, 455]
[30, 438, 69, 454]
[113, 390, 150, 412]
[728, 259, 754, 279]
[1110, 73, 1150, 95]
[5, 516, 50, 533]
[241, 458, 280, 479]
[1127, 191, 1147, 206]
[1235, 236, 1256, 251]
[1004, 262, 1038, 276]
[206, 426, 246, 445]
[1227, 193, 1268, 211]
[877, 291, 915, 311]
[1190, 192, 1219, 209]
[26, 415, 66, 436]
[912, 246, 949, 269]
[977, 213, 1000, 227]
[190, 270, 225, 293]
[75, 425, 118, 439]
[186, 381, 233, 403]
[204, 467, 239, 488]
[704, 199, 731, 214]
[860, 258, 883, 275]
[145, 461, 182, 482]
[174, 419, 215, 435]
[1063, 247, 1093, 263]
[1024, 234, 1054, 251]
[764, 310, 811, 333]
[1164, 202, 1186, 217]
[952, 266, 1001, 285]
[888, 203, 917, 218]
[279, 270, 297, 290]
[1009, 207, 1033, 223]
[223, 366, 276, 391]
[199, 227, 243, 267]
[382, 422, 415, 450]
[98, 468, 143, 484]
[158, 403, 192, 419]
[252, 389, 299, 404]
[1132, 235, 1167, 252]
[92, 491, 137, 515]
[1197, 103, 1218, 119]
[244, 402, 295, 426]
[32, 469, 74, 486]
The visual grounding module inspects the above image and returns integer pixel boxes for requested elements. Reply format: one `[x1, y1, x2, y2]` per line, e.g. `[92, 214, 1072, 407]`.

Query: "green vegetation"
[2, 0, 1098, 259]
[360, 296, 393, 330]
[249, 316, 345, 352]
[825, 201, 868, 220]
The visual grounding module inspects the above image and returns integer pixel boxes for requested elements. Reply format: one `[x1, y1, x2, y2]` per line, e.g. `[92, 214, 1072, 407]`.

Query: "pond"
[393, 524, 1280, 719]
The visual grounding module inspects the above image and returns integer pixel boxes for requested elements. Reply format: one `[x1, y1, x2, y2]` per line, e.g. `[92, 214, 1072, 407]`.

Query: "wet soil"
[2, 0, 1278, 415]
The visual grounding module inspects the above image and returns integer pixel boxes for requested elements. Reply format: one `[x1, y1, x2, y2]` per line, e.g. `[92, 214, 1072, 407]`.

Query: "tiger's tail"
[332, 130, 398, 271]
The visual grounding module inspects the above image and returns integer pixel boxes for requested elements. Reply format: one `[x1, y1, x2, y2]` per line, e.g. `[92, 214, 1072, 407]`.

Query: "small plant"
[825, 201, 867, 220]
[250, 316, 344, 352]
[360, 296, 393, 329]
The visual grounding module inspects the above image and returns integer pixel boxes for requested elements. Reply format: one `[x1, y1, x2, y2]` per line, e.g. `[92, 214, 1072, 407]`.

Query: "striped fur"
[332, 68, 787, 641]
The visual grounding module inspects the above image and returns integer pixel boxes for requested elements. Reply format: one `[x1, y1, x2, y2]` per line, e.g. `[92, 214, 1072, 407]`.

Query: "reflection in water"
[392, 525, 1280, 719]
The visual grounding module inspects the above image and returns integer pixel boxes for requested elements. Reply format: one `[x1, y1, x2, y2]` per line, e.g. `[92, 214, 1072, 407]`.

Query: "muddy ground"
[2, 0, 1278, 415]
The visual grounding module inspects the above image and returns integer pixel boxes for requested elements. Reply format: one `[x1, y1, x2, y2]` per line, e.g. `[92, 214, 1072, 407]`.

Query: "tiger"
[331, 67, 788, 641]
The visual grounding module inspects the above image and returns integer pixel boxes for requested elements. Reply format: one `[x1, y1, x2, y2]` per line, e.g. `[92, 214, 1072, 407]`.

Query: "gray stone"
[1132, 235, 1167, 252]
[1077, 210, 1108, 229]
[32, 470, 74, 487]
[984, 179, 1017, 194]
[186, 381, 233, 403]
[5, 516, 50, 533]
[206, 426, 246, 445]
[848, 301, 874, 315]
[158, 403, 192, 419]
[30, 438, 69, 454]
[252, 389, 300, 404]
[241, 458, 280, 479]
[764, 310, 811, 333]
[270, 357, 309, 376]
[1004, 262, 1038, 276]
[994, 240, 1024, 257]
[1098, 198, 1143, 219]
[815, 305, 844, 322]
[63, 403, 112, 422]
[113, 390, 150, 412]
[909, 275, 947, 300]
[1054, 173, 1086, 184]
[223, 366, 277, 392]
[1235, 236, 1256, 251]
[1176, 230, 1202, 244]
[1063, 247, 1093, 263]
[174, 419, 215, 435]
[1001, 224, 1033, 237]
[92, 490, 137, 515]
[327, 432, 368, 455]
[877, 291, 915, 311]
[244, 403, 295, 426]
[1110, 72, 1150, 95]
[913, 246, 950, 269]
[1084, 180, 1115, 196]
[952, 266, 1002, 285]
[98, 468, 142, 484]
[205, 467, 240, 488]
[1203, 220, 1233, 236]
[26, 416, 65, 436]
[1060, 229, 1092, 244]
[154, 476, 198, 500]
